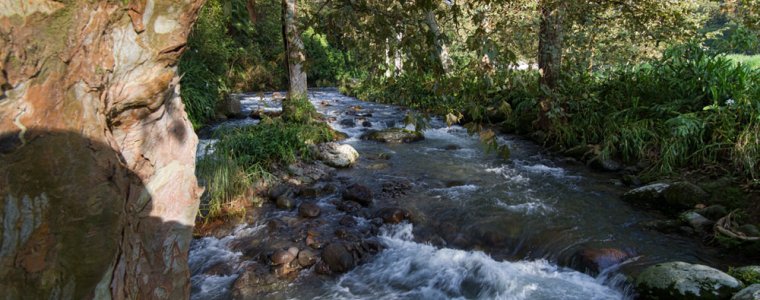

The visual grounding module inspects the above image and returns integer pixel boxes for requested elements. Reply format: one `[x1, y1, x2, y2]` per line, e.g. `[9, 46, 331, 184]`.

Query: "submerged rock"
[343, 184, 373, 206]
[574, 248, 632, 274]
[339, 118, 356, 128]
[361, 128, 424, 143]
[316, 142, 359, 168]
[635, 261, 742, 299]
[377, 207, 411, 224]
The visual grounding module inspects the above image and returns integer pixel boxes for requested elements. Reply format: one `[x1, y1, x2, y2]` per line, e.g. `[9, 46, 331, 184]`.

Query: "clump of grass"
[196, 155, 254, 220]
[197, 117, 342, 220]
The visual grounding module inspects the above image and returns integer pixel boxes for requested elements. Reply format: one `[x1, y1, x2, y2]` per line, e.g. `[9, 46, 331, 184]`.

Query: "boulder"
[732, 284, 760, 300]
[342, 184, 373, 206]
[276, 195, 296, 210]
[623, 182, 709, 215]
[574, 248, 632, 274]
[680, 211, 714, 233]
[297, 249, 318, 268]
[316, 143, 359, 168]
[322, 243, 355, 273]
[635, 261, 742, 299]
[268, 184, 294, 201]
[271, 247, 298, 265]
[299, 203, 321, 218]
[217, 94, 244, 119]
[361, 128, 424, 143]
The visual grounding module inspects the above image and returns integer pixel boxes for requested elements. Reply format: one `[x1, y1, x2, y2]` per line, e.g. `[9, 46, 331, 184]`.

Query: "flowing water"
[190, 88, 734, 299]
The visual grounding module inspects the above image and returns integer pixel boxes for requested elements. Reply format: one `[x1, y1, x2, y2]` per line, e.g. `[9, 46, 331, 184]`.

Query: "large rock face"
[0, 1, 203, 299]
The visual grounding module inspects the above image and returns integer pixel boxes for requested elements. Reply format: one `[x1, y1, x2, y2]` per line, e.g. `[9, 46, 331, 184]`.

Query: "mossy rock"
[635, 261, 742, 299]
[361, 128, 424, 144]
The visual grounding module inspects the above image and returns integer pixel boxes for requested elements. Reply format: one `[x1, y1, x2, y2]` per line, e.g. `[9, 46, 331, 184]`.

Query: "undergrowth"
[348, 43, 760, 182]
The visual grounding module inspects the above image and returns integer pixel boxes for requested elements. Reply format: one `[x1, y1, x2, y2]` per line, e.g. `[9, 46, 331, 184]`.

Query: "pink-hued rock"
[0, 1, 203, 299]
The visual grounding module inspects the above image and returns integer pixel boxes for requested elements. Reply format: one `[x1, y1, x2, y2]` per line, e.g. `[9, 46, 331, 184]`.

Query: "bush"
[549, 43, 760, 179]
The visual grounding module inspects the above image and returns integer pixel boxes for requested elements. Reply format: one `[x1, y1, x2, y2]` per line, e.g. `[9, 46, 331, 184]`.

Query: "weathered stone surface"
[361, 128, 424, 143]
[316, 142, 359, 168]
[635, 261, 742, 299]
[732, 284, 760, 300]
[0, 1, 203, 298]
[343, 184, 373, 206]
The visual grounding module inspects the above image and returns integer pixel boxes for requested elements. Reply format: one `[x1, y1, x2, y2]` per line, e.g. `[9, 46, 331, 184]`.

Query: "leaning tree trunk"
[281, 0, 308, 101]
[0, 1, 203, 299]
[536, 0, 564, 131]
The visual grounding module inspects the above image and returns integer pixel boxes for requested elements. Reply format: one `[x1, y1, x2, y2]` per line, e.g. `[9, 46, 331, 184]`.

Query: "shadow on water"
[0, 129, 193, 299]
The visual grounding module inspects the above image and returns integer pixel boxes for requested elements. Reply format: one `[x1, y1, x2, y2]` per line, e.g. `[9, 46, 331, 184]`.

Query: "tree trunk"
[537, 0, 564, 130]
[0, 1, 203, 299]
[281, 0, 308, 100]
[425, 10, 453, 75]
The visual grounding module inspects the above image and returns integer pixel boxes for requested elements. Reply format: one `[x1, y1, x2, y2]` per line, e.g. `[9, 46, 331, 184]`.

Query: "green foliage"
[729, 267, 760, 285]
[214, 119, 339, 168]
[179, 0, 234, 128]
[547, 43, 760, 179]
[197, 118, 341, 220]
[282, 95, 320, 124]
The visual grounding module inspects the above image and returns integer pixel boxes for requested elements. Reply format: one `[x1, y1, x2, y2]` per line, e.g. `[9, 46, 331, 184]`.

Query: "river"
[190, 88, 733, 299]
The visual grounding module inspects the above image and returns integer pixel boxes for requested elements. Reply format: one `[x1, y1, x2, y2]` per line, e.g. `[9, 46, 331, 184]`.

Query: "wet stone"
[339, 215, 357, 227]
[342, 184, 373, 206]
[297, 249, 318, 268]
[276, 195, 297, 210]
[299, 203, 321, 218]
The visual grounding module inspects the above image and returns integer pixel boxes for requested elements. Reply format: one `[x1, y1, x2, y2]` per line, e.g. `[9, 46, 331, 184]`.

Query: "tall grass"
[196, 117, 343, 220]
